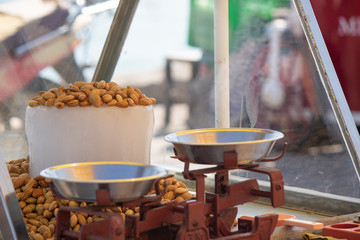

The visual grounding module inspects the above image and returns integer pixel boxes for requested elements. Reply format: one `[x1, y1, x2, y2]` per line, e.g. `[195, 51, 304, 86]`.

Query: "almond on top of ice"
[28, 80, 156, 109]
[25, 80, 155, 177]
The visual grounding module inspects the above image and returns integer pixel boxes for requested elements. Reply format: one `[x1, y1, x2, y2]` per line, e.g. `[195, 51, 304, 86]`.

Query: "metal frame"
[0, 158, 29, 239]
[92, 0, 140, 82]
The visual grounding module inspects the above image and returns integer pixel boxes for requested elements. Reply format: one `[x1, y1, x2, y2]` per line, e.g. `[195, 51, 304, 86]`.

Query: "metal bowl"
[165, 128, 284, 165]
[40, 162, 167, 203]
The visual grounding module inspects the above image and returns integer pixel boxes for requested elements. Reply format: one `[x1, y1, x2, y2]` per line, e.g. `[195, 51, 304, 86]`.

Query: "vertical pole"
[92, 0, 140, 82]
[214, 0, 230, 128]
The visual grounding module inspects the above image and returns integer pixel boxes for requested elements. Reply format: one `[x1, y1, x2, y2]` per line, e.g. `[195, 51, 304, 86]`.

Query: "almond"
[48, 200, 58, 211]
[127, 98, 135, 106]
[175, 187, 188, 195]
[81, 88, 91, 96]
[110, 85, 121, 93]
[55, 102, 65, 109]
[163, 191, 175, 200]
[55, 92, 67, 103]
[70, 214, 78, 228]
[149, 98, 156, 104]
[102, 94, 113, 103]
[28, 100, 40, 107]
[25, 213, 37, 219]
[127, 88, 139, 98]
[13, 173, 29, 189]
[99, 89, 107, 96]
[107, 90, 115, 97]
[61, 95, 75, 103]
[28, 219, 41, 228]
[67, 99, 79, 107]
[46, 98, 56, 107]
[125, 209, 135, 215]
[77, 214, 87, 225]
[32, 188, 43, 198]
[25, 197, 37, 204]
[115, 94, 123, 102]
[106, 99, 117, 106]
[10, 165, 21, 174]
[43, 209, 52, 219]
[21, 187, 34, 201]
[78, 93, 87, 101]
[80, 84, 94, 90]
[69, 84, 80, 92]
[33, 233, 44, 240]
[79, 100, 90, 107]
[96, 80, 106, 89]
[67, 91, 82, 98]
[41, 92, 56, 100]
[134, 88, 142, 96]
[118, 91, 127, 98]
[175, 196, 185, 202]
[167, 184, 178, 191]
[115, 101, 129, 108]
[37, 98, 46, 106]
[38, 225, 51, 239]
[139, 98, 152, 106]
[130, 93, 139, 104]
[73, 224, 81, 232]
[23, 204, 35, 214]
[19, 200, 27, 208]
[180, 192, 193, 200]
[37, 196, 45, 204]
[73, 81, 87, 88]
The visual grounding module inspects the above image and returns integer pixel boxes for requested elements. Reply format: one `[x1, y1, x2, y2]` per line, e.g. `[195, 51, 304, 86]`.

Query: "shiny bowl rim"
[40, 161, 167, 184]
[164, 128, 284, 146]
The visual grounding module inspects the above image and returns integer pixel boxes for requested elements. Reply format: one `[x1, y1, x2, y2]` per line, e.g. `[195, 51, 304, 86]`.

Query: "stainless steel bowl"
[40, 162, 167, 203]
[165, 128, 284, 165]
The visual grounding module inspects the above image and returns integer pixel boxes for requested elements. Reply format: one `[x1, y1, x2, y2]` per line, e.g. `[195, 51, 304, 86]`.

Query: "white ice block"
[25, 105, 154, 177]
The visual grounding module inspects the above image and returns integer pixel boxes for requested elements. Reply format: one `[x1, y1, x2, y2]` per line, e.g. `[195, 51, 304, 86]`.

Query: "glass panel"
[0, 0, 359, 204]
[184, 0, 360, 198]
[0, 0, 115, 162]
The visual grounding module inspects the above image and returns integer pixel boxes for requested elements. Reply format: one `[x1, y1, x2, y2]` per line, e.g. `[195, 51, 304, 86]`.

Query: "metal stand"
[54, 150, 285, 240]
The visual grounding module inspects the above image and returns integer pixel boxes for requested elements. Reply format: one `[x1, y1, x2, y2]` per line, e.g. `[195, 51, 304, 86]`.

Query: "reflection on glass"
[187, 1, 360, 198]
[0, 0, 114, 161]
[0, 0, 359, 200]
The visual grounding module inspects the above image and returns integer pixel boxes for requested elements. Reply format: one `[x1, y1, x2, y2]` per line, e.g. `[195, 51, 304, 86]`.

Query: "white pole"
[214, 0, 230, 128]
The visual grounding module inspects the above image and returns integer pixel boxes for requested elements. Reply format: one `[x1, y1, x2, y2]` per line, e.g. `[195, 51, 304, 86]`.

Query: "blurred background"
[1, 0, 360, 199]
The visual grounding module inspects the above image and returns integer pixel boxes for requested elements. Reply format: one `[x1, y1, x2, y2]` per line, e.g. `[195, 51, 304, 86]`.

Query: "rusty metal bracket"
[248, 166, 285, 208]
[256, 142, 287, 162]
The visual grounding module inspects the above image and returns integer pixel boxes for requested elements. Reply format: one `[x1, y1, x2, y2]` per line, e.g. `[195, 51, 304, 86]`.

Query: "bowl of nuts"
[40, 162, 167, 203]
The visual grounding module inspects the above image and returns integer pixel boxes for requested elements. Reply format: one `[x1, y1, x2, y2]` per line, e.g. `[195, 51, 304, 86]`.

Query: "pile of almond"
[153, 177, 194, 202]
[6, 156, 193, 240]
[28, 81, 156, 109]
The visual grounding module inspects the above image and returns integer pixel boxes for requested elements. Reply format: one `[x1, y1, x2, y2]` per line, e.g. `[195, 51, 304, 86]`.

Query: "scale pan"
[165, 128, 284, 165]
[40, 162, 167, 203]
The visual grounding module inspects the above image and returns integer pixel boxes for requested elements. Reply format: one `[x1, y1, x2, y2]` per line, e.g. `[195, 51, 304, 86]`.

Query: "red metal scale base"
[54, 146, 286, 240]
